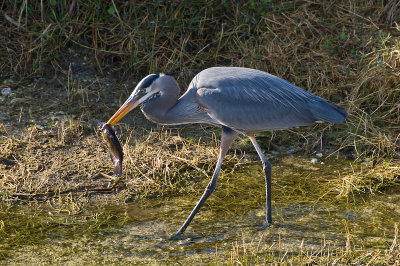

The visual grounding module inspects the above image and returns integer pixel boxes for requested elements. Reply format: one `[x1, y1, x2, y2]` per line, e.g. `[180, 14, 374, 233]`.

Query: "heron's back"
[192, 67, 347, 131]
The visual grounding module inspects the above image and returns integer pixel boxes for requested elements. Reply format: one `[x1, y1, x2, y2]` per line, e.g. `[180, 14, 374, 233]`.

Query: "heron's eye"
[140, 89, 146, 94]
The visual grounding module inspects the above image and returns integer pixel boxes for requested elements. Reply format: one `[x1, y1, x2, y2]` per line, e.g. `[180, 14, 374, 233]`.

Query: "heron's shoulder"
[194, 67, 299, 90]
[196, 67, 269, 83]
[191, 67, 316, 106]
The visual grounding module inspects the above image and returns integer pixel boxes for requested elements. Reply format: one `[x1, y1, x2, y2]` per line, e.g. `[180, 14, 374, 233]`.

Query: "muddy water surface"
[1, 156, 399, 264]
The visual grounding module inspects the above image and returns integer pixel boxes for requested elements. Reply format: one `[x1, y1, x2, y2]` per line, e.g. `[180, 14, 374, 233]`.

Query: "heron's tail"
[311, 99, 348, 124]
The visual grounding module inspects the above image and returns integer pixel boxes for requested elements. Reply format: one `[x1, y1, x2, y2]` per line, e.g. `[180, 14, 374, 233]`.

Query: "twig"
[4, 14, 26, 30]
[337, 5, 379, 29]
[111, 0, 121, 21]
[6, 187, 78, 199]
[17, 0, 27, 29]
[40, 0, 44, 22]
[5, 174, 122, 198]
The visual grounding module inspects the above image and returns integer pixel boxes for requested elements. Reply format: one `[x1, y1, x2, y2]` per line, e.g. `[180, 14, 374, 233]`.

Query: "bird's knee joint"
[263, 161, 271, 171]
[205, 182, 216, 194]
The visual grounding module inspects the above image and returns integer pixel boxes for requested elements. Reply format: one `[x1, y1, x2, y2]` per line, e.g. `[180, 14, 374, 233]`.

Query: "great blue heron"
[107, 67, 347, 236]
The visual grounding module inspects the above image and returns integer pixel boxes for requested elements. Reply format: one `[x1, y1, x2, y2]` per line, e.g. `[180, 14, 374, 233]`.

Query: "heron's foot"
[262, 221, 273, 230]
[170, 230, 196, 240]
[170, 232, 185, 240]
[170, 225, 188, 239]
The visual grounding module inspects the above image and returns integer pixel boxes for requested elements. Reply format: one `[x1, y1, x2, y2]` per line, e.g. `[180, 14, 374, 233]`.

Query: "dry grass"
[219, 223, 400, 265]
[337, 159, 400, 197]
[1, 0, 399, 156]
[0, 120, 244, 202]
[0, 0, 399, 200]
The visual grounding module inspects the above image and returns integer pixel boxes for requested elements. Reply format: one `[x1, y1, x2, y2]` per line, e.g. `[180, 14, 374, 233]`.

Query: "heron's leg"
[248, 135, 272, 226]
[174, 126, 238, 236]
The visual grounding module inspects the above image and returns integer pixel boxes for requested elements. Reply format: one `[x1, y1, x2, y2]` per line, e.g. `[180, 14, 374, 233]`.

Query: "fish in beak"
[99, 122, 123, 177]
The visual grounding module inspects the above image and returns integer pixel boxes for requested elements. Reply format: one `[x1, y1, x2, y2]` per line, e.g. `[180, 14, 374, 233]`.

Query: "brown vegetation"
[0, 0, 399, 200]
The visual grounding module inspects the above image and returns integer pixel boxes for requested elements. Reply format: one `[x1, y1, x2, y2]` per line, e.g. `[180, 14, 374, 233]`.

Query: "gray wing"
[193, 67, 347, 132]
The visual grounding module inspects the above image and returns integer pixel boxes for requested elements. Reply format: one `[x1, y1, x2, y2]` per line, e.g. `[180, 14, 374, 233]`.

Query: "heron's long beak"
[107, 90, 156, 126]
[107, 95, 140, 126]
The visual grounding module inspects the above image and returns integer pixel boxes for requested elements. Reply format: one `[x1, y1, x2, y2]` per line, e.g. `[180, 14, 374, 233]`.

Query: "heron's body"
[141, 67, 346, 131]
[107, 67, 347, 236]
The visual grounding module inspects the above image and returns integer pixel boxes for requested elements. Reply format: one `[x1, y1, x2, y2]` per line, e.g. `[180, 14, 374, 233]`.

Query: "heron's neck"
[141, 84, 181, 124]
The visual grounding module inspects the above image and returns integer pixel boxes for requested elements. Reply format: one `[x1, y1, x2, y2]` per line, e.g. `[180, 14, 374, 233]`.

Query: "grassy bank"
[1, 0, 399, 197]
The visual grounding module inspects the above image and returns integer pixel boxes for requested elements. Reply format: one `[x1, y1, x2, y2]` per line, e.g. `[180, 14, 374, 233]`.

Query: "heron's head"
[107, 73, 164, 126]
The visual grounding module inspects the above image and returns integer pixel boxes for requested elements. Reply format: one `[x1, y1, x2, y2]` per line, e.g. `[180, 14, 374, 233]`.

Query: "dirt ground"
[0, 53, 249, 204]
[0, 52, 353, 205]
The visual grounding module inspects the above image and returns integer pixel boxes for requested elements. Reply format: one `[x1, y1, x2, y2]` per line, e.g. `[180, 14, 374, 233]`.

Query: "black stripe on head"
[138, 73, 160, 89]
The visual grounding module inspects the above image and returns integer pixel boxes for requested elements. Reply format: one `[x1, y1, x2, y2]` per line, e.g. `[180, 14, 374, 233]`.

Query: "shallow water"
[1, 156, 399, 264]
